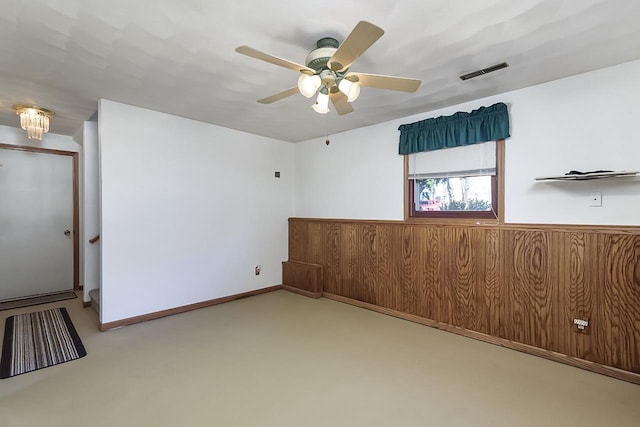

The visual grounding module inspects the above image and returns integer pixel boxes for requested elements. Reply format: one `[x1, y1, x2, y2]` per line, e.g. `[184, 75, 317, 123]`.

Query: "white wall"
[0, 124, 80, 153]
[295, 59, 640, 225]
[98, 99, 295, 323]
[296, 124, 405, 220]
[82, 121, 100, 302]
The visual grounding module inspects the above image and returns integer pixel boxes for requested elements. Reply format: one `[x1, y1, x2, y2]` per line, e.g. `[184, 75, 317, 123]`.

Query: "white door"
[0, 148, 74, 300]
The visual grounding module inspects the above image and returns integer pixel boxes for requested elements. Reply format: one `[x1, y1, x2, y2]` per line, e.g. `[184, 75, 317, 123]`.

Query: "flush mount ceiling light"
[12, 104, 55, 140]
[236, 21, 421, 115]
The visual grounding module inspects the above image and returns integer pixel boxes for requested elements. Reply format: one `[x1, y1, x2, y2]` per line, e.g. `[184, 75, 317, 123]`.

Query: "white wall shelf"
[534, 171, 639, 181]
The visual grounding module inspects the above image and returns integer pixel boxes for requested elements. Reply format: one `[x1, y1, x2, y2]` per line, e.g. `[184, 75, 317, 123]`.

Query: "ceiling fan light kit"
[298, 74, 321, 98]
[312, 87, 330, 114]
[338, 76, 361, 102]
[235, 21, 421, 116]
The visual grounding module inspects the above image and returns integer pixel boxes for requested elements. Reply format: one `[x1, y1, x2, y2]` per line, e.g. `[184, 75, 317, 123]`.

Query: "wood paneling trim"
[99, 285, 283, 331]
[72, 152, 80, 290]
[496, 139, 505, 224]
[0, 143, 76, 157]
[283, 286, 322, 299]
[282, 261, 323, 297]
[403, 155, 409, 221]
[323, 292, 640, 385]
[289, 217, 640, 235]
[405, 217, 501, 225]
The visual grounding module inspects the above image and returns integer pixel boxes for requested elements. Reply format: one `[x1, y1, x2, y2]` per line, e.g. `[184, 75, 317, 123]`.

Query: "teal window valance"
[398, 102, 510, 155]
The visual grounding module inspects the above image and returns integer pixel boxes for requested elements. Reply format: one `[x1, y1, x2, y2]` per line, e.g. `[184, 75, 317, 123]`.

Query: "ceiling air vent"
[460, 62, 509, 80]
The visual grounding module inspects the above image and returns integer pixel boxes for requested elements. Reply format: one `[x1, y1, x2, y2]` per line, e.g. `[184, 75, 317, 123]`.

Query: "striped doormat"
[0, 307, 87, 379]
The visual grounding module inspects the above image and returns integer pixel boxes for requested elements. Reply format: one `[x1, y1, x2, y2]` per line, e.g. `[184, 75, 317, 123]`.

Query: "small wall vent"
[460, 62, 509, 80]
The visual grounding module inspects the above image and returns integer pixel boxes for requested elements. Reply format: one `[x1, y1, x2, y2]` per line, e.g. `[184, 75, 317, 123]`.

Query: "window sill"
[404, 216, 503, 226]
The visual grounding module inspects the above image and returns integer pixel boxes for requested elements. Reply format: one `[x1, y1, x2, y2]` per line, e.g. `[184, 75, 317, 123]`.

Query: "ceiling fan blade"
[235, 46, 314, 74]
[351, 72, 422, 92]
[329, 90, 354, 115]
[257, 87, 300, 104]
[328, 21, 384, 72]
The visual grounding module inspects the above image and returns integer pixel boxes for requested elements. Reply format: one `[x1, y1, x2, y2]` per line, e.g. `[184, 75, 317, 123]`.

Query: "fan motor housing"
[318, 69, 336, 87]
[305, 37, 339, 72]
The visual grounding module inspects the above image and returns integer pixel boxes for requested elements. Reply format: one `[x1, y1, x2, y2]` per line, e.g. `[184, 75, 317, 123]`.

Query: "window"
[406, 140, 504, 220]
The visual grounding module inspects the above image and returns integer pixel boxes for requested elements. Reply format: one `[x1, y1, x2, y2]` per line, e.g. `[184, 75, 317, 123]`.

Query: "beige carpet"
[0, 290, 638, 426]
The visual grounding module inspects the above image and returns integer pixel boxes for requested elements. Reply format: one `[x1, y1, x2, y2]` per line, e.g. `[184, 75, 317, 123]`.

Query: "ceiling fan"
[235, 21, 421, 115]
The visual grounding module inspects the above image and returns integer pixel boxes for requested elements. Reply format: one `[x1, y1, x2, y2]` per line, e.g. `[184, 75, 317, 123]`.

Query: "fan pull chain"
[325, 113, 330, 145]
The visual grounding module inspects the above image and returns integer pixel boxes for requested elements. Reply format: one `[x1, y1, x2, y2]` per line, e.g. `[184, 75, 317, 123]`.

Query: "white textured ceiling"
[1, 0, 640, 142]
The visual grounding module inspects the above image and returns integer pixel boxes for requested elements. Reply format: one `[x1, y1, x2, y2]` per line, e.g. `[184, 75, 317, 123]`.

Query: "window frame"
[404, 139, 505, 223]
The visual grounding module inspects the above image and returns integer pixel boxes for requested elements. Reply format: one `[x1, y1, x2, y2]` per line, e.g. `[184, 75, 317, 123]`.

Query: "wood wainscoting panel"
[360, 223, 378, 306]
[288, 218, 640, 381]
[282, 261, 323, 298]
[376, 223, 396, 311]
[324, 222, 341, 296]
[288, 220, 303, 262]
[450, 227, 489, 334]
[503, 230, 559, 352]
[414, 225, 434, 321]
[337, 223, 354, 300]
[562, 232, 586, 358]
[306, 222, 324, 266]
[600, 234, 640, 371]
[485, 228, 502, 338]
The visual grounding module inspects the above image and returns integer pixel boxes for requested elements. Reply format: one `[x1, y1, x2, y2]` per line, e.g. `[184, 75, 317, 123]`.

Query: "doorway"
[0, 143, 79, 300]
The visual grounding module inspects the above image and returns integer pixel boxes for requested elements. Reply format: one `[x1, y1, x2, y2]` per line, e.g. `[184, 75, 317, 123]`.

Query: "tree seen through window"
[415, 176, 493, 212]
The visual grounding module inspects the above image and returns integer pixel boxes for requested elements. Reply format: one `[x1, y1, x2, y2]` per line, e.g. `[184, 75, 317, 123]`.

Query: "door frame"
[0, 143, 80, 290]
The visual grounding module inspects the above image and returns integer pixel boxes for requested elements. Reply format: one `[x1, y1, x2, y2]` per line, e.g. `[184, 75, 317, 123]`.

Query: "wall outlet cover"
[588, 192, 602, 207]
